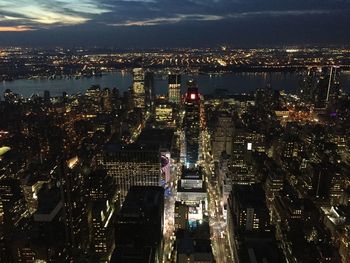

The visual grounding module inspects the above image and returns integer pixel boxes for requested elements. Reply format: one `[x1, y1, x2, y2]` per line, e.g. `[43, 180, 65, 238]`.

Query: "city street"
[163, 187, 175, 263]
[163, 130, 183, 263]
[200, 130, 235, 263]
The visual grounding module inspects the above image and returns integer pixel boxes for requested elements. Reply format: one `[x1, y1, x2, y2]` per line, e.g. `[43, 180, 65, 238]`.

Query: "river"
[1, 71, 350, 98]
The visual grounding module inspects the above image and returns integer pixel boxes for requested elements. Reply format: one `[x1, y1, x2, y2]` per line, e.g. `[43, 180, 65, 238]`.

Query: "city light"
[67, 156, 79, 169]
[0, 146, 11, 157]
[0, 5, 348, 261]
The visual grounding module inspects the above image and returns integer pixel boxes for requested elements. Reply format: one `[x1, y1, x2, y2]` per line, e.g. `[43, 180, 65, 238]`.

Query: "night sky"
[0, 0, 349, 47]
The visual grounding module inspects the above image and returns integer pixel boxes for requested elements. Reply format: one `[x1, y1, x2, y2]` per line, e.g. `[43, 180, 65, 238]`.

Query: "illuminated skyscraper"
[145, 72, 155, 111]
[183, 80, 200, 166]
[88, 200, 115, 262]
[86, 170, 116, 262]
[168, 74, 181, 104]
[313, 67, 340, 109]
[132, 68, 145, 110]
[60, 157, 89, 258]
[99, 144, 161, 207]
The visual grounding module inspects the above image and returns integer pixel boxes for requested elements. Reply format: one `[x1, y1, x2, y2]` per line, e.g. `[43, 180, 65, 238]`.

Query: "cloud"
[57, 0, 112, 15]
[109, 9, 338, 27]
[110, 14, 224, 26]
[0, 0, 111, 27]
[0, 0, 349, 40]
[0, 25, 33, 31]
[10, 6, 89, 25]
[227, 9, 334, 19]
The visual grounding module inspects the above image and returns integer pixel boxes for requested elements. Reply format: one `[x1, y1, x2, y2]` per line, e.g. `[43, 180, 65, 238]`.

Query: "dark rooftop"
[137, 128, 174, 151]
[232, 184, 266, 208]
[36, 184, 61, 215]
[119, 186, 164, 218]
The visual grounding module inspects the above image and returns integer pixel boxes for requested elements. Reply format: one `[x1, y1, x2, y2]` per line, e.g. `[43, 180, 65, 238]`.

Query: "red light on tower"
[190, 93, 196, 100]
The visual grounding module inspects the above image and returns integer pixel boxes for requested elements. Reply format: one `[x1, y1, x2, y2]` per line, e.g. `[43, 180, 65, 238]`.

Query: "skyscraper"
[299, 67, 318, 103]
[86, 169, 116, 262]
[112, 186, 164, 263]
[132, 68, 146, 110]
[314, 67, 340, 109]
[212, 113, 234, 160]
[43, 90, 50, 103]
[145, 72, 155, 111]
[99, 144, 161, 207]
[168, 74, 181, 104]
[183, 80, 200, 166]
[60, 157, 89, 258]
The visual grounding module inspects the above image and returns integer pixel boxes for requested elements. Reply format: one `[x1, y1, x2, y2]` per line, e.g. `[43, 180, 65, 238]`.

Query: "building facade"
[183, 80, 200, 166]
[168, 74, 181, 104]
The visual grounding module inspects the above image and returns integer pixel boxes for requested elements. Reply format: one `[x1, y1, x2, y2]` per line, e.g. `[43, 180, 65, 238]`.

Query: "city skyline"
[0, 0, 350, 47]
[1, 1, 350, 262]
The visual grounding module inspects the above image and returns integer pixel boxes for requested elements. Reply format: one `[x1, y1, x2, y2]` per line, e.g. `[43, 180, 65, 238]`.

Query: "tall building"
[155, 103, 174, 128]
[86, 170, 116, 262]
[85, 85, 102, 112]
[0, 178, 28, 261]
[232, 132, 252, 164]
[32, 183, 67, 261]
[313, 67, 340, 109]
[88, 200, 115, 262]
[60, 157, 89, 258]
[3, 89, 22, 104]
[99, 144, 161, 207]
[145, 72, 155, 111]
[43, 90, 50, 103]
[112, 186, 164, 263]
[228, 184, 270, 232]
[168, 74, 181, 104]
[255, 85, 273, 111]
[299, 67, 318, 103]
[183, 80, 200, 166]
[211, 113, 234, 160]
[132, 68, 146, 110]
[0, 178, 28, 231]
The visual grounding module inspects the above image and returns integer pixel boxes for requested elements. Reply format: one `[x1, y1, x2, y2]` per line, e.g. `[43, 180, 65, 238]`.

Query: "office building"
[155, 103, 174, 127]
[183, 80, 200, 166]
[112, 186, 164, 263]
[86, 169, 116, 262]
[314, 67, 340, 109]
[0, 178, 28, 231]
[61, 157, 89, 257]
[211, 113, 234, 160]
[145, 72, 155, 111]
[228, 184, 270, 232]
[168, 74, 181, 104]
[132, 68, 146, 110]
[89, 200, 115, 262]
[32, 183, 67, 261]
[99, 143, 161, 206]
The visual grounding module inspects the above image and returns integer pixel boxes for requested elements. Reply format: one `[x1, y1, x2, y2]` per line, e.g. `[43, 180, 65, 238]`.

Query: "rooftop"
[232, 184, 266, 209]
[137, 128, 174, 150]
[119, 186, 164, 218]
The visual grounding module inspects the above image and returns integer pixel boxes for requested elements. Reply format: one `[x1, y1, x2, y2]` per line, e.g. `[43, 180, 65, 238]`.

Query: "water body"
[1, 71, 350, 98]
